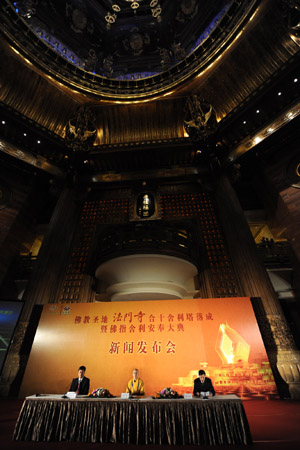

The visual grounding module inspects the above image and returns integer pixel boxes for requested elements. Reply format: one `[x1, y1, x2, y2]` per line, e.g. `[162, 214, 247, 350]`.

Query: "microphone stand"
[61, 383, 71, 399]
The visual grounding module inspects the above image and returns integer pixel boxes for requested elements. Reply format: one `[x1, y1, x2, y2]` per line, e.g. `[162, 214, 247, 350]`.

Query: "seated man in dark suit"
[193, 369, 215, 398]
[69, 365, 90, 395]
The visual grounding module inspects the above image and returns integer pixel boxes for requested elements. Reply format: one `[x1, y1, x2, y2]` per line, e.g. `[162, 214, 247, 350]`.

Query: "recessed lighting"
[256, 110, 260, 113]
[84, 160, 88, 163]
[1, 120, 5, 124]
[254, 136, 262, 144]
[243, 120, 246, 124]
[23, 133, 27, 136]
[37, 140, 41, 144]
[278, 92, 282, 96]
[294, 78, 298, 83]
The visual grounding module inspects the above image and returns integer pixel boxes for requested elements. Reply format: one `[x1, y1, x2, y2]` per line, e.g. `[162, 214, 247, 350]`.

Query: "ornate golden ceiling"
[0, 0, 299, 175]
[1, 0, 263, 100]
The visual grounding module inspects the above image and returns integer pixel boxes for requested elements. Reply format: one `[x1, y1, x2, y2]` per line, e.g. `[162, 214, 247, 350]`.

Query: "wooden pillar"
[0, 186, 81, 396]
[0, 175, 32, 286]
[215, 174, 300, 399]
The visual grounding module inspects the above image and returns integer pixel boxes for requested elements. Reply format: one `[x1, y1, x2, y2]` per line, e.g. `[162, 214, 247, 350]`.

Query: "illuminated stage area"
[1, 0, 300, 408]
[19, 297, 277, 400]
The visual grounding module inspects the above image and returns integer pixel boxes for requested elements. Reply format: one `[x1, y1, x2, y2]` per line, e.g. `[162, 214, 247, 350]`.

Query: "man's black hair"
[198, 369, 206, 376]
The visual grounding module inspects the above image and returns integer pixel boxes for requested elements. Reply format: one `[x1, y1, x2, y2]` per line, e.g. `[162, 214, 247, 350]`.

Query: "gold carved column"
[0, 187, 81, 396]
[215, 174, 300, 399]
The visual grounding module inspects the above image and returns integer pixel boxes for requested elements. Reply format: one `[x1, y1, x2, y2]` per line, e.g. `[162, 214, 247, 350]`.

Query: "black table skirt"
[13, 395, 252, 445]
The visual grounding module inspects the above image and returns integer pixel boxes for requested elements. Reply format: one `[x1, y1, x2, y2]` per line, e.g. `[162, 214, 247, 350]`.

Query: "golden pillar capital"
[276, 350, 300, 399]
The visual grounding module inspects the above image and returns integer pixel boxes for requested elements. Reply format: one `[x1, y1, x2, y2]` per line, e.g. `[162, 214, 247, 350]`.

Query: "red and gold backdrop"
[20, 297, 277, 399]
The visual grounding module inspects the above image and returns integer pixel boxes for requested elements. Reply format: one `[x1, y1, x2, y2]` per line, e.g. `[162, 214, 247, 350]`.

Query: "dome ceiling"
[15, 0, 230, 79]
[4, 0, 260, 99]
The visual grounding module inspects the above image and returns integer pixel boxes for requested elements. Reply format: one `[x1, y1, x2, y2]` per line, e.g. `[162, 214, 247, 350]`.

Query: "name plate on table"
[184, 393, 193, 399]
[121, 393, 130, 399]
[66, 392, 77, 399]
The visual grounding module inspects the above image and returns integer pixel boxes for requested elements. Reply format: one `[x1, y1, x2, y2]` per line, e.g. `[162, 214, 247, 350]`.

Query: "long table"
[13, 394, 252, 445]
